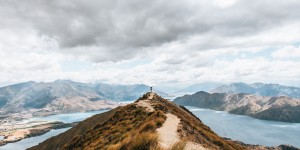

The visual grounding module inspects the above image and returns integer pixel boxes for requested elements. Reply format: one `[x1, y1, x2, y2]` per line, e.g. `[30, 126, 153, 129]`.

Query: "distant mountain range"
[176, 82, 222, 94]
[176, 82, 300, 99]
[0, 80, 169, 117]
[211, 82, 300, 98]
[174, 91, 300, 123]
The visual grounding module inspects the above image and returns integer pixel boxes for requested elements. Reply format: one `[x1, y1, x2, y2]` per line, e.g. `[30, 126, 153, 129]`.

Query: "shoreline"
[0, 121, 76, 146]
[0, 106, 117, 147]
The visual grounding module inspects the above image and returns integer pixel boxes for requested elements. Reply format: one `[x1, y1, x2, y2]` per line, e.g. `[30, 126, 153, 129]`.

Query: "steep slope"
[0, 81, 35, 108]
[29, 93, 251, 150]
[28, 108, 118, 150]
[174, 91, 300, 123]
[212, 83, 300, 98]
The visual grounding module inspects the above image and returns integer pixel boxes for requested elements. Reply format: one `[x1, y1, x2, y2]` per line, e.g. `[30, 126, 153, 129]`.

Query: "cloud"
[213, 0, 237, 8]
[1, 0, 300, 87]
[1, 0, 300, 62]
[271, 45, 300, 58]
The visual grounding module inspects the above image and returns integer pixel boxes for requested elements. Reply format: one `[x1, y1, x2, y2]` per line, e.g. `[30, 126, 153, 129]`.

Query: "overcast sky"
[1, 0, 300, 89]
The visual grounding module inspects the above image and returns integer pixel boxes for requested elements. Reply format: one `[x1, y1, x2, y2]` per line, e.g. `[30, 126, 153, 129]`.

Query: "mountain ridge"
[176, 82, 222, 94]
[211, 82, 300, 98]
[29, 93, 299, 150]
[0, 80, 169, 120]
[174, 91, 300, 123]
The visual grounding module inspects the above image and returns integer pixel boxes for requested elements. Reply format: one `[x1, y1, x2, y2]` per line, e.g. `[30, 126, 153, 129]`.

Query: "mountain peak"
[137, 92, 161, 101]
[53, 79, 76, 84]
[30, 92, 299, 149]
[30, 92, 248, 150]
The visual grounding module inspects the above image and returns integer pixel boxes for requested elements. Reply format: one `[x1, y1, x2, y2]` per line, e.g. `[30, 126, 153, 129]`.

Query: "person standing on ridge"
[150, 87, 153, 92]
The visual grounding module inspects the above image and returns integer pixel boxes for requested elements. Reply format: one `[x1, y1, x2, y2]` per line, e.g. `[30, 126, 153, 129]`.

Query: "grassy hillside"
[29, 93, 297, 150]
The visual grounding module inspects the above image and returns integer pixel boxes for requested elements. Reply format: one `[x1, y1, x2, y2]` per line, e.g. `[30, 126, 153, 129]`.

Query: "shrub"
[156, 118, 165, 127]
[139, 121, 156, 133]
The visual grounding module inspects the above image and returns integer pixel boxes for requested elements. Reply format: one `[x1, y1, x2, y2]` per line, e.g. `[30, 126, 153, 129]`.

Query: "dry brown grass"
[62, 102, 167, 150]
[151, 93, 246, 150]
[139, 121, 156, 133]
[169, 140, 188, 150]
[127, 132, 159, 150]
[36, 92, 247, 150]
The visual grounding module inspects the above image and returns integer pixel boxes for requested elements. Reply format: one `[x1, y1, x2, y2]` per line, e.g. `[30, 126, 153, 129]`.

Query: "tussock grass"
[155, 118, 165, 127]
[169, 140, 188, 150]
[62, 103, 167, 150]
[61, 92, 246, 150]
[139, 121, 156, 133]
[127, 132, 159, 150]
[151, 94, 246, 150]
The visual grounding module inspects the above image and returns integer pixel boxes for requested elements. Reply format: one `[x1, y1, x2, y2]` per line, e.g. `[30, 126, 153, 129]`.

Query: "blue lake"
[0, 110, 108, 150]
[0, 128, 70, 150]
[27, 109, 108, 123]
[187, 106, 300, 148]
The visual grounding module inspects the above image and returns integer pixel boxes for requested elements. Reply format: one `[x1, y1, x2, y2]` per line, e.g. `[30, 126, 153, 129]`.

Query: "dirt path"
[136, 100, 154, 112]
[148, 92, 154, 100]
[185, 142, 207, 150]
[135, 93, 206, 149]
[156, 113, 180, 149]
[136, 92, 155, 112]
[156, 113, 207, 150]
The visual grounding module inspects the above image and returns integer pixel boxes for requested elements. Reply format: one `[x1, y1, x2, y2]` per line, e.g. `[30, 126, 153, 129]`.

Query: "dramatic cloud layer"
[1, 0, 300, 89]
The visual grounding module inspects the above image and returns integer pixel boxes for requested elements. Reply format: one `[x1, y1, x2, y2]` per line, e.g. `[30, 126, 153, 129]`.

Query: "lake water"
[0, 128, 70, 150]
[26, 109, 108, 123]
[187, 106, 300, 148]
[0, 110, 108, 150]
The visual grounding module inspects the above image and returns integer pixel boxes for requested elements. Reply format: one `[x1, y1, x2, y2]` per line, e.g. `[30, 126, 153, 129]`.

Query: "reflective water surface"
[0, 110, 108, 150]
[187, 106, 300, 148]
